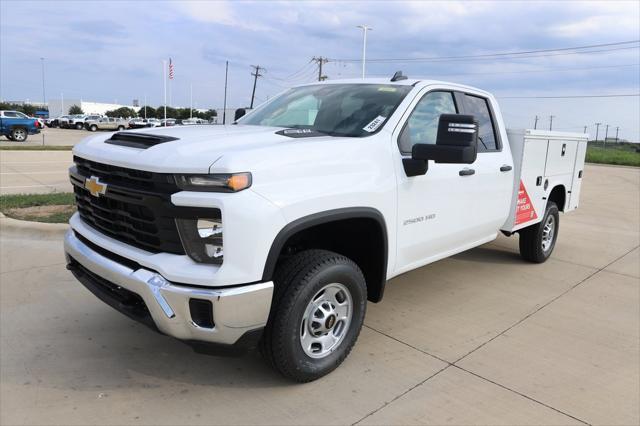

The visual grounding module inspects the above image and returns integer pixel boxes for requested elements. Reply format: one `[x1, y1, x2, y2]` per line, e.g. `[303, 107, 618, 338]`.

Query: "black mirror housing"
[412, 114, 478, 164]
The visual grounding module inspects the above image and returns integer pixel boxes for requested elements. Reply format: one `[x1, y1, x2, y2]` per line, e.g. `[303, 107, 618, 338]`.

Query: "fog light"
[176, 217, 224, 264]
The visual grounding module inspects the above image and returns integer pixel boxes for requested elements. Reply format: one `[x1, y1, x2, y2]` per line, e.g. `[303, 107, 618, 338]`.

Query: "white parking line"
[1, 161, 71, 164]
[0, 171, 68, 175]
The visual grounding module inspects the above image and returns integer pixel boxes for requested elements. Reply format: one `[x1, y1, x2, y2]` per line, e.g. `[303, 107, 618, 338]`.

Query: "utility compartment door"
[516, 138, 548, 228]
[545, 139, 578, 176]
[567, 140, 587, 211]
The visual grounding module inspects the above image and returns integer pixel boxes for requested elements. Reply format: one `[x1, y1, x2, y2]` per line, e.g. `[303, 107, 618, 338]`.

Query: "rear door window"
[462, 95, 498, 152]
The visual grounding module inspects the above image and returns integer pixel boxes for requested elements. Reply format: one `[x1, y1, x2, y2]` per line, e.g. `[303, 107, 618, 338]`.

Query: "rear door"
[458, 93, 513, 237]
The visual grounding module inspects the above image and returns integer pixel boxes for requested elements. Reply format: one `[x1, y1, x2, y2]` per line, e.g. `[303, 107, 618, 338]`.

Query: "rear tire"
[117, 125, 125, 131]
[260, 249, 367, 382]
[10, 127, 27, 142]
[519, 201, 559, 263]
[75, 122, 83, 130]
[89, 124, 97, 132]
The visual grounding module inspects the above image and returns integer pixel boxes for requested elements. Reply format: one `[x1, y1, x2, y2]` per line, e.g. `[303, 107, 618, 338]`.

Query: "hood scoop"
[105, 132, 179, 149]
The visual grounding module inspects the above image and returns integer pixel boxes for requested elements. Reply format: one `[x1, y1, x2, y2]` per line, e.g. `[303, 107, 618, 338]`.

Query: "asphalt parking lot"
[1, 164, 638, 425]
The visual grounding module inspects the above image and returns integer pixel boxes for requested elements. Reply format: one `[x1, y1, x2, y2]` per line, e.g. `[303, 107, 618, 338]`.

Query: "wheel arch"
[262, 207, 389, 303]
[548, 184, 567, 212]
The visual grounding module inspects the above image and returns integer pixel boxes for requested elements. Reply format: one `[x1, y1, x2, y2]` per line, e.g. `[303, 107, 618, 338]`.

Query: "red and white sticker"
[515, 180, 538, 225]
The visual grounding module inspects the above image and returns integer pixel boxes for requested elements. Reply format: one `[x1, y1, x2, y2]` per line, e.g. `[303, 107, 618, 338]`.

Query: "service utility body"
[64, 75, 588, 382]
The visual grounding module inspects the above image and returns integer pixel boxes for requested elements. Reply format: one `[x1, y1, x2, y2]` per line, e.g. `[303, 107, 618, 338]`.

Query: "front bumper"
[64, 229, 273, 348]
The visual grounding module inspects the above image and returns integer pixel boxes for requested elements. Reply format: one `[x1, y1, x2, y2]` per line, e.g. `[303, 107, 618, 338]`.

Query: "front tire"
[75, 122, 83, 130]
[117, 125, 125, 131]
[89, 124, 97, 132]
[519, 201, 559, 263]
[260, 249, 367, 382]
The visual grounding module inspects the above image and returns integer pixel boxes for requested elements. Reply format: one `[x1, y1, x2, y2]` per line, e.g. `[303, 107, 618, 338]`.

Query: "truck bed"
[502, 129, 588, 233]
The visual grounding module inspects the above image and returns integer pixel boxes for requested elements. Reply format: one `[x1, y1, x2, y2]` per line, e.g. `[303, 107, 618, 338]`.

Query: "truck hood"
[72, 125, 338, 174]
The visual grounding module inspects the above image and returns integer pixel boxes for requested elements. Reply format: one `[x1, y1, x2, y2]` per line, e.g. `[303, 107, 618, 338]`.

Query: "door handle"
[459, 168, 475, 176]
[500, 165, 512, 172]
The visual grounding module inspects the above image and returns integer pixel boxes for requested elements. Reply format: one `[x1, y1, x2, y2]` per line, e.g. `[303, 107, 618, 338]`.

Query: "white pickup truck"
[64, 76, 587, 382]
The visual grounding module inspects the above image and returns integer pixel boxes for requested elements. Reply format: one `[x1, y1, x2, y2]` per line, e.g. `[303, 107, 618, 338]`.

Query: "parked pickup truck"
[64, 76, 587, 382]
[0, 110, 41, 141]
[85, 117, 127, 132]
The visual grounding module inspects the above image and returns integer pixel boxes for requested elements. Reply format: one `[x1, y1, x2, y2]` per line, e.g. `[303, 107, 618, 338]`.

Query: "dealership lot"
[1, 164, 638, 425]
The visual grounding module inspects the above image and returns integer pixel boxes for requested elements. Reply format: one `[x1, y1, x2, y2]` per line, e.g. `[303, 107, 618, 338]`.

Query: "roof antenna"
[391, 71, 408, 82]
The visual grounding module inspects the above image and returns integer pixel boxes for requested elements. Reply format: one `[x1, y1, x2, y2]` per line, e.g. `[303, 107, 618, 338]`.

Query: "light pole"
[40, 57, 46, 106]
[356, 25, 373, 79]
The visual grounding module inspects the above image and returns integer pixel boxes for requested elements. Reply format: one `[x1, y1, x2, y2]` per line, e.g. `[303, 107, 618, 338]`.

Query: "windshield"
[241, 84, 412, 137]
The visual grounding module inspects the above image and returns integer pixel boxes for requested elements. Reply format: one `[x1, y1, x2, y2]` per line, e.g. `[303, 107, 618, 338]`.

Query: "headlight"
[176, 217, 224, 264]
[175, 172, 252, 192]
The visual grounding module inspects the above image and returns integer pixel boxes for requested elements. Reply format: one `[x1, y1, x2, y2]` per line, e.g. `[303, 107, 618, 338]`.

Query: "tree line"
[102, 106, 218, 120]
[0, 102, 48, 116]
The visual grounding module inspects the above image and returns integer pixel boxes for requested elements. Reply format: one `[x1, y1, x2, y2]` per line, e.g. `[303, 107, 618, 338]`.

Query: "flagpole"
[163, 60, 167, 123]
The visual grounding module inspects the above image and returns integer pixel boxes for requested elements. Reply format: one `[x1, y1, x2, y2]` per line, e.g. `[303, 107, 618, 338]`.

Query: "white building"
[48, 99, 137, 118]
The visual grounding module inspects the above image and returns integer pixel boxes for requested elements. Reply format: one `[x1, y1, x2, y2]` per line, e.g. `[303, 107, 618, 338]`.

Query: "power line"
[330, 40, 639, 63]
[498, 93, 640, 99]
[412, 63, 640, 77]
[330, 40, 640, 62]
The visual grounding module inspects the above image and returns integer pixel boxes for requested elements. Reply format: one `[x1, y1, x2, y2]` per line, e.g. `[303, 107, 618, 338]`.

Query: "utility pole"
[604, 124, 609, 148]
[190, 83, 193, 119]
[249, 65, 264, 109]
[594, 122, 601, 142]
[534, 115, 538, 129]
[549, 115, 555, 131]
[615, 126, 620, 143]
[583, 125, 587, 134]
[223, 61, 229, 125]
[356, 25, 373, 78]
[312, 56, 329, 81]
[40, 57, 46, 107]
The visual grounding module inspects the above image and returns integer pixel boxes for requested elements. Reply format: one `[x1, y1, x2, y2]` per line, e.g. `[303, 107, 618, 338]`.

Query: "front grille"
[71, 157, 185, 254]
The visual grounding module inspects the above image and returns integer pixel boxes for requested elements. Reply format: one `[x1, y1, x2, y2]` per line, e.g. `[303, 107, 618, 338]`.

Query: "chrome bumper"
[64, 229, 273, 346]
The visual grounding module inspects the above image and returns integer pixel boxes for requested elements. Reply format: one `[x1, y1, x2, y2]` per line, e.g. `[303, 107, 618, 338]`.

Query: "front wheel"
[260, 249, 367, 382]
[117, 125, 125, 131]
[89, 124, 97, 132]
[75, 122, 83, 130]
[10, 127, 27, 142]
[519, 201, 559, 263]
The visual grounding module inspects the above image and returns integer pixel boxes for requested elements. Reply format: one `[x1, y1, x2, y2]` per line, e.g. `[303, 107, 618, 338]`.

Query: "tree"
[105, 107, 137, 118]
[156, 106, 177, 119]
[68, 104, 83, 115]
[138, 106, 156, 119]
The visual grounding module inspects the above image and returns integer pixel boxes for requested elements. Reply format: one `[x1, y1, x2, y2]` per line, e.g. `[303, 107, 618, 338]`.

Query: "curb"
[0, 212, 68, 239]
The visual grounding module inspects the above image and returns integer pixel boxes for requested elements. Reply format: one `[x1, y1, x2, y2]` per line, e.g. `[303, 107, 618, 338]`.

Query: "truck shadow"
[451, 244, 523, 265]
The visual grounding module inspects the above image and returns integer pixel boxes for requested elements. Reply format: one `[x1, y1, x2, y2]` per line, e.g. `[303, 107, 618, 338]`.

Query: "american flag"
[168, 58, 174, 80]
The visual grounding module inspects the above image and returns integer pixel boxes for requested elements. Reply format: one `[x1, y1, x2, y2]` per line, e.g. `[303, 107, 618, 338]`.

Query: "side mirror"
[412, 114, 478, 164]
[234, 108, 247, 121]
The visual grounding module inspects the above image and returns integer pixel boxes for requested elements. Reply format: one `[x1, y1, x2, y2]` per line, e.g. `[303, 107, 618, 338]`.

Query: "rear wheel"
[10, 127, 27, 142]
[89, 124, 98, 132]
[519, 201, 559, 263]
[117, 125, 125, 131]
[260, 249, 367, 382]
[75, 122, 83, 130]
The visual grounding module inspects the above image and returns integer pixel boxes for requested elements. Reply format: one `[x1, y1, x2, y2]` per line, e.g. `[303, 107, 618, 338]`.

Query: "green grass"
[0, 192, 75, 223]
[586, 142, 640, 167]
[0, 145, 73, 150]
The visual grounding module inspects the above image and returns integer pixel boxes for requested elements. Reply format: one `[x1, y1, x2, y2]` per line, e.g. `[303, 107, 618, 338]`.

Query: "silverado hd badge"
[85, 176, 107, 197]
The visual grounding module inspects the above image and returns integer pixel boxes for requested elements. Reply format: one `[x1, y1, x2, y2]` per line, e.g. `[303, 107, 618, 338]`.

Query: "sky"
[1, 0, 639, 140]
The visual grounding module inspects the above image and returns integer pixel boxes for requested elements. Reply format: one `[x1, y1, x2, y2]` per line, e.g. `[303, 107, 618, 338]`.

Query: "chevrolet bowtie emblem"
[85, 176, 107, 197]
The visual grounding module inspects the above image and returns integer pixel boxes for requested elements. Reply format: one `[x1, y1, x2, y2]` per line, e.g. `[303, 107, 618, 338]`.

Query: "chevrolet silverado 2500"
[64, 76, 588, 382]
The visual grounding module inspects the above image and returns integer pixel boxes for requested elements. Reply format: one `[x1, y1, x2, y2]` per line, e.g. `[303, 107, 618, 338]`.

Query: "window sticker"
[363, 115, 387, 133]
[378, 87, 397, 92]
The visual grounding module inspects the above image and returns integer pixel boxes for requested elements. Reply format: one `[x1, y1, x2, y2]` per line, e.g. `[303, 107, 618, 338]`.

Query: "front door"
[394, 90, 483, 274]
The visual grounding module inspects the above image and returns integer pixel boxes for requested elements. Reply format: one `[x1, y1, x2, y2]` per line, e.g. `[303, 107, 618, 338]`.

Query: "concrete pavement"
[0, 150, 73, 195]
[1, 164, 638, 425]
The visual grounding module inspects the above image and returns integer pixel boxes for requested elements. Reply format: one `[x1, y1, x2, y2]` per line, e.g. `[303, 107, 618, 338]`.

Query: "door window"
[462, 95, 498, 152]
[398, 91, 457, 154]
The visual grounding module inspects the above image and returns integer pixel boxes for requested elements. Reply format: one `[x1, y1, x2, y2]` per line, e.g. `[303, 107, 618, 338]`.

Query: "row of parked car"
[45, 115, 210, 131]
